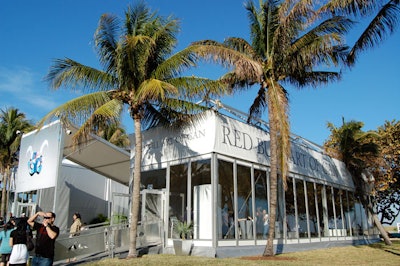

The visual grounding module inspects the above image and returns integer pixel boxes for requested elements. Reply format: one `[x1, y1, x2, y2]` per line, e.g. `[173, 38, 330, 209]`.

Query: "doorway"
[141, 189, 166, 223]
[16, 202, 36, 218]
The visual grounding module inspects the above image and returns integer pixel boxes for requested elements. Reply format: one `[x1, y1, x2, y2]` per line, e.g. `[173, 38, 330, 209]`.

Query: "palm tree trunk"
[0, 173, 6, 218]
[263, 108, 278, 256]
[264, 134, 278, 256]
[371, 209, 392, 245]
[127, 115, 142, 258]
[0, 166, 10, 218]
[357, 172, 392, 245]
[365, 198, 392, 245]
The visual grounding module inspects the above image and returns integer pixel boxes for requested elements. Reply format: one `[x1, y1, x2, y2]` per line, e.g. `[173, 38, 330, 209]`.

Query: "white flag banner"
[16, 121, 64, 193]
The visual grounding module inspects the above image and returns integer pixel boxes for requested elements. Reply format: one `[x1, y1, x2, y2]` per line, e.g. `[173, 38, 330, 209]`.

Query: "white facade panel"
[133, 111, 354, 189]
[15, 121, 63, 193]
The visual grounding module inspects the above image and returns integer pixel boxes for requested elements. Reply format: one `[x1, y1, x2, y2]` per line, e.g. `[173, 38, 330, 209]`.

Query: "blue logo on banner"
[28, 152, 43, 176]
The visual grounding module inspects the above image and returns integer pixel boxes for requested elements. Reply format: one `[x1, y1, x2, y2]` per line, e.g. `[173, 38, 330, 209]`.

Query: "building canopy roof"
[63, 124, 131, 186]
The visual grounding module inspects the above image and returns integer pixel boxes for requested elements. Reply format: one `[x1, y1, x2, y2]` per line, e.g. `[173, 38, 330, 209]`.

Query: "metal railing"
[53, 220, 162, 263]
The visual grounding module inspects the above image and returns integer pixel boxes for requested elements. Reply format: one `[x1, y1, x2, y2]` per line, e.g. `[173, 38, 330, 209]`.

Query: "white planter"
[173, 239, 193, 256]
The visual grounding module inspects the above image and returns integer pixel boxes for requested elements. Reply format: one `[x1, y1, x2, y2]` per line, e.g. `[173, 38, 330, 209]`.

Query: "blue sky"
[1, 0, 399, 146]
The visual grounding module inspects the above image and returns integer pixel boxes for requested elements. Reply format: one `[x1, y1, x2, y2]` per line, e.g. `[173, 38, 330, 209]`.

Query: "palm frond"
[276, 0, 314, 47]
[244, 0, 267, 57]
[190, 43, 263, 82]
[124, 2, 155, 36]
[141, 99, 209, 130]
[319, 0, 377, 17]
[153, 46, 199, 79]
[96, 122, 130, 148]
[347, 1, 400, 65]
[37, 91, 117, 128]
[45, 58, 115, 92]
[324, 118, 381, 188]
[148, 16, 179, 61]
[292, 16, 353, 53]
[167, 76, 230, 101]
[224, 37, 261, 61]
[95, 13, 119, 73]
[286, 70, 341, 87]
[248, 84, 267, 121]
[71, 98, 123, 146]
[116, 34, 154, 90]
[135, 78, 178, 103]
[219, 71, 255, 90]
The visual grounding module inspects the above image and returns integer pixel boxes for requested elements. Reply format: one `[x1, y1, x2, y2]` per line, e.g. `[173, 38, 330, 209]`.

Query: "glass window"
[191, 159, 211, 240]
[141, 169, 166, 189]
[326, 186, 336, 237]
[191, 160, 211, 187]
[254, 169, 268, 240]
[285, 177, 296, 239]
[316, 183, 328, 237]
[346, 192, 357, 236]
[275, 176, 285, 239]
[354, 199, 367, 236]
[306, 181, 319, 237]
[169, 163, 188, 238]
[333, 188, 345, 236]
[295, 179, 307, 238]
[343, 190, 353, 236]
[237, 164, 253, 240]
[218, 160, 235, 239]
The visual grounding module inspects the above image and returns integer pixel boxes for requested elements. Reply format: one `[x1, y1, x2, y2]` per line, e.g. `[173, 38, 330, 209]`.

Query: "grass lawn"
[82, 240, 400, 265]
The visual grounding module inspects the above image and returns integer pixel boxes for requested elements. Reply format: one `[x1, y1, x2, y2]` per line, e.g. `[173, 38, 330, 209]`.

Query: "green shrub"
[174, 221, 193, 240]
[111, 214, 128, 224]
[89, 213, 108, 225]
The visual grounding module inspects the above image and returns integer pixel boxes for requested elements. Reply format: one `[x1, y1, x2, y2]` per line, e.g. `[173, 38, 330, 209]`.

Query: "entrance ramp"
[52, 221, 162, 264]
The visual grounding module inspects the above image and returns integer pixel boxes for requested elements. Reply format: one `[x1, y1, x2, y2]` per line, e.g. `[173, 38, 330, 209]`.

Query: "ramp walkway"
[49, 221, 162, 265]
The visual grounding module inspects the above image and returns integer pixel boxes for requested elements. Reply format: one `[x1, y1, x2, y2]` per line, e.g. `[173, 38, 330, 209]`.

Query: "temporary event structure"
[133, 107, 379, 257]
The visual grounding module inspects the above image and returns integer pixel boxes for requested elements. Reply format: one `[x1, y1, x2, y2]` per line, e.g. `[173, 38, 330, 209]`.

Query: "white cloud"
[0, 67, 34, 93]
[0, 66, 64, 113]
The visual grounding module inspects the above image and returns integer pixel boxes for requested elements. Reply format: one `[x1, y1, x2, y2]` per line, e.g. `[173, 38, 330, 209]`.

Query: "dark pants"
[31, 256, 53, 266]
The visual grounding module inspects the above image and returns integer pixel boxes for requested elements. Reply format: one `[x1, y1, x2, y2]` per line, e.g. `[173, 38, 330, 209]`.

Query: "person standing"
[262, 209, 269, 239]
[66, 213, 82, 263]
[69, 213, 82, 238]
[0, 221, 14, 266]
[9, 218, 29, 266]
[27, 212, 59, 266]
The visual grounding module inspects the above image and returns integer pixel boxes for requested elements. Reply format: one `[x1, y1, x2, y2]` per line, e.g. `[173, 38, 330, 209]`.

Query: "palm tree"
[0, 107, 33, 218]
[324, 118, 392, 245]
[191, 0, 352, 256]
[41, 3, 226, 258]
[95, 122, 130, 149]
